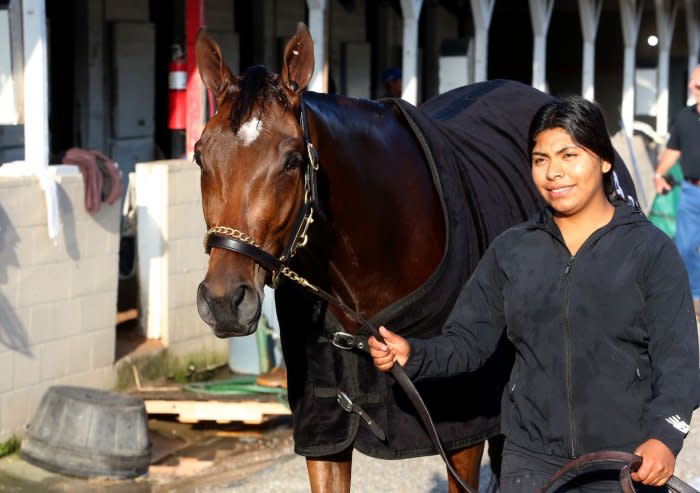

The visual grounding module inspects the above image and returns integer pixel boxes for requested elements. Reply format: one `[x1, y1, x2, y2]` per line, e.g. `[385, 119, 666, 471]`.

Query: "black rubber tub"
[20, 386, 151, 478]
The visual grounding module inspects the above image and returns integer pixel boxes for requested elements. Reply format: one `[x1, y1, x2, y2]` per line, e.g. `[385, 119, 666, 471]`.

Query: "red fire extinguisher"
[168, 45, 186, 130]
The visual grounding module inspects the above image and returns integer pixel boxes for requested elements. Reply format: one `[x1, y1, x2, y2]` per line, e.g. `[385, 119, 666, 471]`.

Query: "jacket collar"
[528, 199, 644, 234]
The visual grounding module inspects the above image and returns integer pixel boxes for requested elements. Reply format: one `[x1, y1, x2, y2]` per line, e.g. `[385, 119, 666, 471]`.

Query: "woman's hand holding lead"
[369, 326, 411, 371]
[631, 438, 675, 486]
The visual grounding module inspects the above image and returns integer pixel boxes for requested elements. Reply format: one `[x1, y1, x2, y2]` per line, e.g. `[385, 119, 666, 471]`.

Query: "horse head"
[194, 23, 314, 337]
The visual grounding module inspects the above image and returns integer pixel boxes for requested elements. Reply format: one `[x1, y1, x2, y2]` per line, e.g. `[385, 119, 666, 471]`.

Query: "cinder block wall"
[136, 160, 227, 359]
[0, 168, 120, 441]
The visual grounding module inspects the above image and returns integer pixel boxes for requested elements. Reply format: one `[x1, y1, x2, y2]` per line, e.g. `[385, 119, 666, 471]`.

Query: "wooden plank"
[144, 399, 290, 425]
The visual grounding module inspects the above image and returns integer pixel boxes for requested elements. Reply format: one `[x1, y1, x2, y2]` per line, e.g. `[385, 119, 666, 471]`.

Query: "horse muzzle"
[196, 281, 261, 337]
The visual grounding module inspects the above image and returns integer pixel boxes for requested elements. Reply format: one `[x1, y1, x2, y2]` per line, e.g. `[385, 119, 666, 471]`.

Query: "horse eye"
[283, 152, 304, 172]
[193, 151, 202, 168]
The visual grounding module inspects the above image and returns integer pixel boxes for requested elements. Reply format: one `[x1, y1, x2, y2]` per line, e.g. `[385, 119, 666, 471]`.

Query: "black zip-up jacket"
[404, 201, 699, 458]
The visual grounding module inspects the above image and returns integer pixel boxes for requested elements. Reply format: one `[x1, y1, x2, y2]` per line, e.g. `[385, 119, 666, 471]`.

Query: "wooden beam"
[619, 0, 643, 136]
[400, 0, 423, 104]
[306, 0, 328, 93]
[469, 0, 495, 83]
[685, 0, 700, 104]
[144, 399, 291, 425]
[654, 0, 678, 137]
[529, 0, 555, 92]
[578, 0, 603, 100]
[23, 0, 60, 239]
[22, 0, 48, 167]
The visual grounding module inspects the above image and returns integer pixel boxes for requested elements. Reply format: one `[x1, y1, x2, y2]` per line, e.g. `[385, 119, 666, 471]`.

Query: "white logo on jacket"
[665, 415, 690, 433]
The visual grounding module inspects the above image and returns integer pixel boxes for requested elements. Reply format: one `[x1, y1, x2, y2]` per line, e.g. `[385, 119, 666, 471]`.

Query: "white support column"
[529, 0, 555, 92]
[23, 0, 59, 239]
[619, 0, 643, 137]
[578, 0, 602, 101]
[470, 0, 495, 83]
[400, 0, 422, 104]
[685, 0, 700, 104]
[306, 0, 327, 93]
[655, 0, 678, 138]
[22, 0, 49, 167]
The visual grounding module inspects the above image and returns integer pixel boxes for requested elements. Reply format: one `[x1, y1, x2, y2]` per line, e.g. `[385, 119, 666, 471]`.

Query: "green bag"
[648, 161, 683, 238]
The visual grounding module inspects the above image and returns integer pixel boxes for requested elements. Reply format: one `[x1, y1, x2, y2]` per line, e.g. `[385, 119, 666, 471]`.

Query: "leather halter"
[203, 98, 320, 287]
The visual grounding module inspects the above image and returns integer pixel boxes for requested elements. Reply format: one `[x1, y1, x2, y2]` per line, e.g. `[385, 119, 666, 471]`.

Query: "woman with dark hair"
[369, 96, 699, 492]
[527, 96, 620, 202]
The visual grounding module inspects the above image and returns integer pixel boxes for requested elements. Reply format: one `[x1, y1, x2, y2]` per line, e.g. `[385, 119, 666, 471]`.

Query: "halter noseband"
[203, 99, 320, 288]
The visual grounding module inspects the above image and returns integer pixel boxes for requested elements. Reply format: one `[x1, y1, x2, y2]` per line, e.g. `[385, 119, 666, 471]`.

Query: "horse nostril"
[197, 282, 216, 325]
[231, 283, 261, 327]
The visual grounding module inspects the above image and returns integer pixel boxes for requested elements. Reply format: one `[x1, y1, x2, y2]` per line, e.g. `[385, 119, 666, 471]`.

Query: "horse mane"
[227, 65, 290, 132]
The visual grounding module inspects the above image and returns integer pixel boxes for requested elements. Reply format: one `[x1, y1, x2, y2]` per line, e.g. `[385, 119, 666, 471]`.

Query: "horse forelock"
[227, 65, 291, 134]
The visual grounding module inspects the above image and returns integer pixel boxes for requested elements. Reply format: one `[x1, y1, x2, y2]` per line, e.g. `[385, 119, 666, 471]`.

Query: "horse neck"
[302, 92, 445, 321]
[304, 93, 409, 223]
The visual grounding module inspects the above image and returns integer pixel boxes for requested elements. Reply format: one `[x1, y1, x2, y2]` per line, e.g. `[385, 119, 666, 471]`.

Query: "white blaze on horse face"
[238, 117, 262, 146]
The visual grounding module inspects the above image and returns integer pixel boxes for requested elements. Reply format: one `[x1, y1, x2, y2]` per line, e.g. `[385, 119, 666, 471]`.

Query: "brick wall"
[0, 167, 120, 440]
[136, 160, 227, 358]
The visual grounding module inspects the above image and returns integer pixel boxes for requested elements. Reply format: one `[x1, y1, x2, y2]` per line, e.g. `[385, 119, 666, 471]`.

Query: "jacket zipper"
[562, 255, 577, 457]
[536, 216, 630, 457]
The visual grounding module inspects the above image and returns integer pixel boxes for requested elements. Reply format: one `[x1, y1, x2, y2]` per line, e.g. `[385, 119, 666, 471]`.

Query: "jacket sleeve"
[643, 237, 700, 455]
[403, 241, 507, 381]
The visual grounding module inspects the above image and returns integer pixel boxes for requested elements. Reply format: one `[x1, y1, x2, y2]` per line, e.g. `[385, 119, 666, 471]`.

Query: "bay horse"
[194, 23, 637, 493]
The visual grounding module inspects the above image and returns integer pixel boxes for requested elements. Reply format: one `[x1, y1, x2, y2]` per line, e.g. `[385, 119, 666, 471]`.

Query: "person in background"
[54, 147, 123, 213]
[370, 96, 699, 492]
[654, 65, 700, 320]
[382, 67, 402, 98]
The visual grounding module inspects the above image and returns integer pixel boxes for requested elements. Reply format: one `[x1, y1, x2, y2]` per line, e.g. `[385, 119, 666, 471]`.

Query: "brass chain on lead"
[279, 266, 320, 292]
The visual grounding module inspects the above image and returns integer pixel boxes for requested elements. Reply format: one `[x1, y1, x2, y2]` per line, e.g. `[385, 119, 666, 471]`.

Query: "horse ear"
[195, 28, 236, 97]
[281, 22, 314, 96]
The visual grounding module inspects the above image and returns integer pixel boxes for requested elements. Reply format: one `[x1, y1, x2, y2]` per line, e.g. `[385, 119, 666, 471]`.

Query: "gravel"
[202, 409, 700, 493]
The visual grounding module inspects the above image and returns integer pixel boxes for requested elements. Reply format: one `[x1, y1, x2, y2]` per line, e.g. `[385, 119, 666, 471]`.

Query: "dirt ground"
[0, 413, 296, 493]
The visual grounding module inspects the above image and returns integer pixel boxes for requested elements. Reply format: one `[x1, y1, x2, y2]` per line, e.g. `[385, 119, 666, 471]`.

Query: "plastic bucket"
[228, 286, 280, 374]
[21, 386, 150, 478]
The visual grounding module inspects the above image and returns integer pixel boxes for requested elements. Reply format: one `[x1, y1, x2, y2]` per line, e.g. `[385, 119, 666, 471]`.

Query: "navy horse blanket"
[275, 80, 637, 458]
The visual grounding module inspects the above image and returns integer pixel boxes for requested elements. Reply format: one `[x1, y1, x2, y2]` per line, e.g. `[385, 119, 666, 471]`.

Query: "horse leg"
[305, 448, 352, 493]
[447, 441, 485, 493]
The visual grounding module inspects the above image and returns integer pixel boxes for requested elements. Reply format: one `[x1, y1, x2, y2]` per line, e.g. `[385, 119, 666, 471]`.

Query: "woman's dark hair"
[528, 95, 619, 199]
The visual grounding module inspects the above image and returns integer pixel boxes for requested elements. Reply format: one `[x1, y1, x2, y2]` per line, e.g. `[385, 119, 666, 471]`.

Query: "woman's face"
[531, 127, 612, 217]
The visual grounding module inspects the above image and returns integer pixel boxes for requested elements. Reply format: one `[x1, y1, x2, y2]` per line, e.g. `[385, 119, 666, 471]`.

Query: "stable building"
[0, 0, 698, 441]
